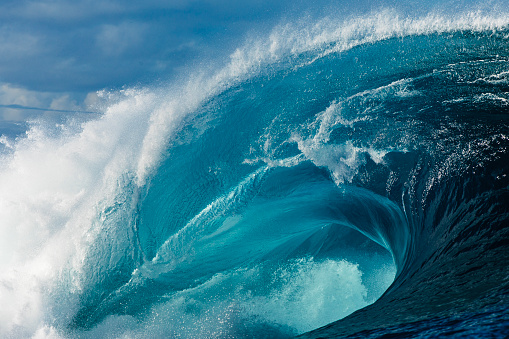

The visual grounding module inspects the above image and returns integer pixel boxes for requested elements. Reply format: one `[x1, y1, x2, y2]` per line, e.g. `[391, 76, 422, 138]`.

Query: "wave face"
[1, 10, 509, 339]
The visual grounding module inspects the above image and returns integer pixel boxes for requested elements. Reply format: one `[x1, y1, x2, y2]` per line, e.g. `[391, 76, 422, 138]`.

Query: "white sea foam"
[242, 258, 370, 333]
[76, 257, 395, 338]
[230, 9, 509, 75]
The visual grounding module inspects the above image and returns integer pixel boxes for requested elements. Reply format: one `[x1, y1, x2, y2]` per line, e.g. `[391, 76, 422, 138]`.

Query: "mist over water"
[1, 5, 509, 338]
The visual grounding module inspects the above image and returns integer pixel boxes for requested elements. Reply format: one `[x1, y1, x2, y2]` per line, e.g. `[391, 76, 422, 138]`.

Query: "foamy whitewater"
[1, 9, 509, 338]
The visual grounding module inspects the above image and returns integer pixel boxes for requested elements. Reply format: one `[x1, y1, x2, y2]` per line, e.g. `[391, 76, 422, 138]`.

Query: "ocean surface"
[1, 9, 509, 339]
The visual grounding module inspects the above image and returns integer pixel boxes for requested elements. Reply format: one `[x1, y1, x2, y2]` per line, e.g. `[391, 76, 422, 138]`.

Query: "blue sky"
[1, 1, 297, 92]
[0, 0, 502, 136]
[1, 0, 340, 134]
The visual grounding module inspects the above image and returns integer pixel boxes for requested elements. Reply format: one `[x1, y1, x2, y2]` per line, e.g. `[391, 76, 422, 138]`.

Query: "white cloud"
[1, 0, 202, 22]
[0, 83, 44, 109]
[0, 83, 96, 123]
[6, 0, 125, 22]
[0, 28, 43, 60]
[96, 22, 148, 57]
[49, 94, 80, 111]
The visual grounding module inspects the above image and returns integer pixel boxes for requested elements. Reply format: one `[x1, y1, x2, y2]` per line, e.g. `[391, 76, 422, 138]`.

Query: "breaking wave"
[1, 9, 509, 338]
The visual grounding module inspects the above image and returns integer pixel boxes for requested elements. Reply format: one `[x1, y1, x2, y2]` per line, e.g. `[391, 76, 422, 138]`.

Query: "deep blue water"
[1, 10, 509, 339]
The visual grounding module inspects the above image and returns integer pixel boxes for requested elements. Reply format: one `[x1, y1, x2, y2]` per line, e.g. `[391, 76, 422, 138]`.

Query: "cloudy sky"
[0, 0, 347, 135]
[0, 0, 501, 137]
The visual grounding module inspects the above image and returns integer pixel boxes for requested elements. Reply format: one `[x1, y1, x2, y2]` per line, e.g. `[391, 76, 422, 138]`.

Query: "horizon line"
[0, 104, 100, 114]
